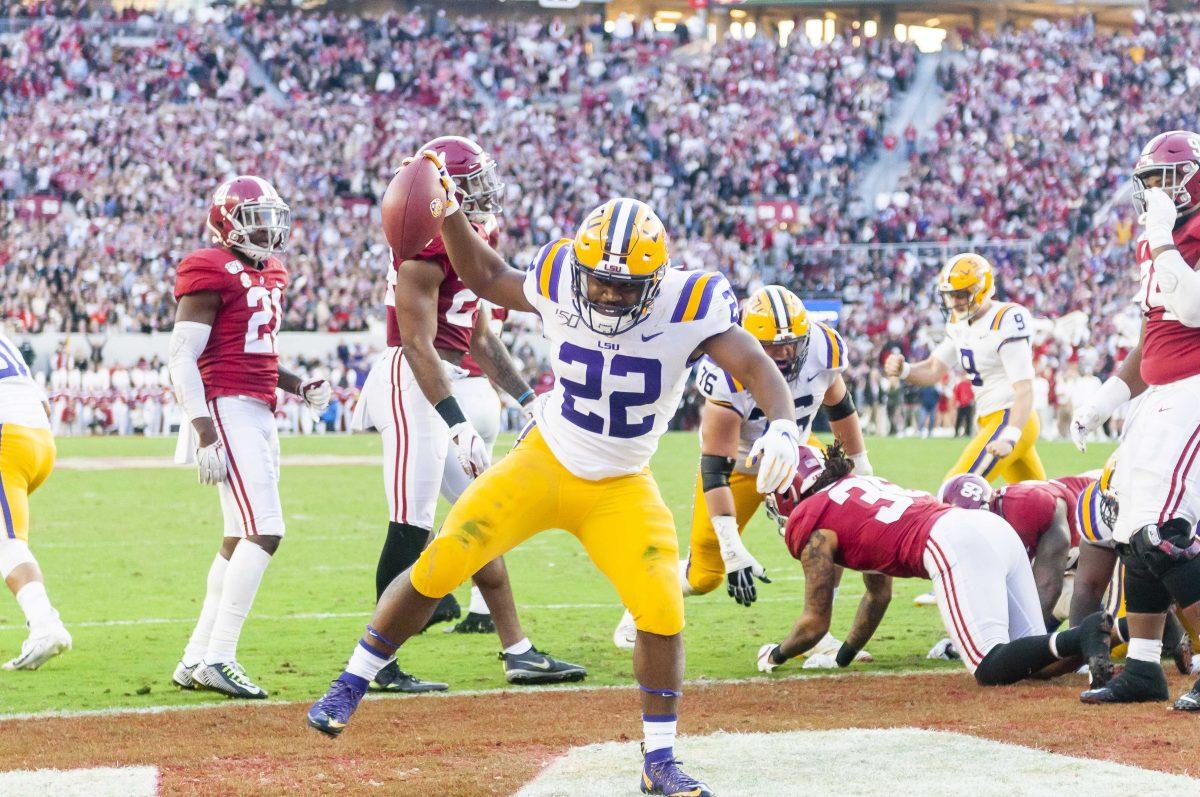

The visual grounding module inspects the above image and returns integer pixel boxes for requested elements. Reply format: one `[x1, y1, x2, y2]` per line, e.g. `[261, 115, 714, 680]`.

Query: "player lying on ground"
[0, 330, 71, 670]
[310, 157, 803, 797]
[886, 253, 1044, 483]
[756, 444, 1113, 688]
[169, 176, 331, 699]
[1071, 135, 1200, 708]
[616, 285, 874, 668]
[353, 136, 583, 691]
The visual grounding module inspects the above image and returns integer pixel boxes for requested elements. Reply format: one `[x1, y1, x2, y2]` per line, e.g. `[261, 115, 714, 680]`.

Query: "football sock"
[974, 636, 1058, 685]
[1114, 616, 1129, 644]
[467, 585, 490, 615]
[1162, 612, 1185, 651]
[345, 639, 390, 683]
[183, 553, 229, 666]
[643, 713, 677, 757]
[504, 637, 533, 656]
[1049, 612, 1108, 661]
[205, 540, 271, 665]
[15, 581, 60, 635]
[1127, 637, 1162, 664]
[677, 560, 697, 597]
[376, 522, 429, 601]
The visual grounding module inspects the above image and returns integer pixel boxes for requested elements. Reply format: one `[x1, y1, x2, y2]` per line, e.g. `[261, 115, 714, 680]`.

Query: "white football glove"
[301, 378, 331, 412]
[1140, 186, 1178, 249]
[757, 643, 784, 673]
[713, 515, 770, 607]
[448, 421, 490, 479]
[1069, 405, 1101, 453]
[850, 451, 873, 477]
[748, 419, 801, 494]
[1069, 376, 1132, 453]
[195, 438, 228, 486]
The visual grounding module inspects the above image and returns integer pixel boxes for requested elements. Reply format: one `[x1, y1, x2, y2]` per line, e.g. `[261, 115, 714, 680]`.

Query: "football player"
[0, 330, 71, 670]
[1072, 131, 1200, 708]
[168, 176, 331, 699]
[938, 474, 1071, 627]
[757, 445, 1113, 687]
[353, 136, 582, 691]
[613, 286, 874, 666]
[886, 254, 1044, 483]
[309, 165, 802, 797]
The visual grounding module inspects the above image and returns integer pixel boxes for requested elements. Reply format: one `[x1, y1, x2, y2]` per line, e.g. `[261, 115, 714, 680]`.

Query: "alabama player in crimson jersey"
[1073, 131, 1200, 708]
[168, 176, 331, 699]
[756, 444, 1113, 687]
[939, 474, 1071, 627]
[354, 136, 584, 690]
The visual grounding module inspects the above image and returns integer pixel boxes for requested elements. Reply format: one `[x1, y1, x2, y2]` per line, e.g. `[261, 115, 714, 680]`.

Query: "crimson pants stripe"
[211, 400, 256, 534]
[927, 540, 984, 666]
[1160, 421, 1200, 524]
[390, 350, 410, 523]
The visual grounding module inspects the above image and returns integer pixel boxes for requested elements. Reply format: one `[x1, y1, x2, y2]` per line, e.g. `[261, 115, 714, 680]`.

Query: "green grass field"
[0, 433, 1115, 716]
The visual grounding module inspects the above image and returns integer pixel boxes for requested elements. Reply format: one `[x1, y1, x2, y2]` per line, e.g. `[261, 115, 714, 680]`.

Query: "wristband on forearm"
[434, 396, 467, 427]
[997, 425, 1022, 447]
[516, 388, 535, 406]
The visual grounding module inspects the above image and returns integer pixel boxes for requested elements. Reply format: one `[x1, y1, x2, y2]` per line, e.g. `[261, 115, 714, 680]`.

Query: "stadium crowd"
[1, 3, 1194, 437]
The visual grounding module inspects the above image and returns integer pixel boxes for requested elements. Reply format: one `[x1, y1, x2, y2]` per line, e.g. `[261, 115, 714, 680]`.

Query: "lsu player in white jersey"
[0, 331, 71, 670]
[309, 159, 800, 797]
[886, 253, 1044, 483]
[612, 286, 876, 665]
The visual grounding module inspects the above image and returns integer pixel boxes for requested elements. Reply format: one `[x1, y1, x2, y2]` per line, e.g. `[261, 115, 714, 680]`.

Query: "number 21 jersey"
[174, 247, 287, 409]
[523, 239, 737, 479]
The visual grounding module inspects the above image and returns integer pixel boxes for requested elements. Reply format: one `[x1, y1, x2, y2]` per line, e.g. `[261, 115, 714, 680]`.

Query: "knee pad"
[1118, 543, 1175, 614]
[0, 539, 36, 580]
[1128, 519, 1199, 580]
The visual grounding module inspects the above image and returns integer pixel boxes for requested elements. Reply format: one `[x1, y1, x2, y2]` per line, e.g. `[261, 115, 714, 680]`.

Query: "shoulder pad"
[670, 271, 733, 324]
[695, 357, 743, 404]
[988, 303, 1031, 338]
[814, 322, 847, 371]
[529, 238, 572, 303]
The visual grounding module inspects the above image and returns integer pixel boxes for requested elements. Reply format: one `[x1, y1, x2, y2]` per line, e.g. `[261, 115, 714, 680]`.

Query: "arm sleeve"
[1152, 248, 1200, 327]
[997, 337, 1035, 384]
[931, 337, 957, 369]
[168, 321, 212, 421]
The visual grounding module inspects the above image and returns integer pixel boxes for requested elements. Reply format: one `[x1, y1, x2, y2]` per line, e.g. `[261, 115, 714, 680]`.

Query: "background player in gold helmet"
[886, 253, 1044, 484]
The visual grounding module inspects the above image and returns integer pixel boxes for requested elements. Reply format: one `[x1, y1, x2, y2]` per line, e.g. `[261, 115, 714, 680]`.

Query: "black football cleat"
[446, 611, 496, 634]
[502, 647, 587, 685]
[1080, 659, 1169, 704]
[1173, 680, 1200, 711]
[369, 660, 448, 693]
[1170, 633, 1193, 676]
[421, 593, 461, 632]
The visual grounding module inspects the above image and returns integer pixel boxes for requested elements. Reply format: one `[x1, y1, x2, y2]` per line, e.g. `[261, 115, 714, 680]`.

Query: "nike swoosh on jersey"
[641, 331, 665, 341]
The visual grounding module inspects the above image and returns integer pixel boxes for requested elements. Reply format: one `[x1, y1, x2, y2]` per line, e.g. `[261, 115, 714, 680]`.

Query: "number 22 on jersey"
[557, 341, 662, 439]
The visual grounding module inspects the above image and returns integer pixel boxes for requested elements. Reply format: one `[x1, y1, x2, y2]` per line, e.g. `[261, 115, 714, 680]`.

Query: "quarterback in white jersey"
[0, 331, 71, 670]
[887, 253, 1044, 483]
[309, 161, 799, 797]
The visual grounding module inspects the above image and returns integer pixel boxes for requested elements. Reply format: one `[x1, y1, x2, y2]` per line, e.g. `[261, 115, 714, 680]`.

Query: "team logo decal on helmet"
[937, 473, 994, 511]
[937, 253, 994, 324]
[742, 285, 810, 380]
[570, 198, 669, 336]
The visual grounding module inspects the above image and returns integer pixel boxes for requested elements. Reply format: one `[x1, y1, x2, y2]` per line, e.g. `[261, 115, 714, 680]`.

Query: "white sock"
[15, 582, 60, 634]
[643, 713, 677, 754]
[678, 559, 697, 597]
[204, 541, 272, 665]
[504, 637, 533, 655]
[183, 553, 229, 666]
[1127, 637, 1162, 664]
[468, 585, 490, 615]
[345, 640, 391, 682]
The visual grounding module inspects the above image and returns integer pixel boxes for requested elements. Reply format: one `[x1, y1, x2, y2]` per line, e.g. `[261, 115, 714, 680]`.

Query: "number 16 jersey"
[931, 302, 1032, 417]
[174, 247, 288, 410]
[523, 239, 737, 480]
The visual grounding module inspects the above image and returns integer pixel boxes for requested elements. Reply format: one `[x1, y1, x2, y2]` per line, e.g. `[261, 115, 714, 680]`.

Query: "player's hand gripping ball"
[381, 151, 460, 260]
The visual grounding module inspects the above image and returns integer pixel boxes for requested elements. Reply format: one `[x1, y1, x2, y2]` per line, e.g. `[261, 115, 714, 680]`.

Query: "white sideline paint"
[0, 669, 959, 723]
[0, 765, 157, 796]
[514, 728, 1200, 796]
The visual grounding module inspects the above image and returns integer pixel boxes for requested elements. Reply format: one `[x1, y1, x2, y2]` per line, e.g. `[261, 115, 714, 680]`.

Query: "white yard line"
[0, 668, 960, 723]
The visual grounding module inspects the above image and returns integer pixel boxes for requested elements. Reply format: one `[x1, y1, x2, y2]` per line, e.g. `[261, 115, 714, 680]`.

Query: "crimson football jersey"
[991, 482, 1061, 558]
[784, 476, 950, 579]
[1046, 475, 1092, 545]
[173, 247, 287, 409]
[385, 223, 494, 354]
[1136, 211, 1200, 385]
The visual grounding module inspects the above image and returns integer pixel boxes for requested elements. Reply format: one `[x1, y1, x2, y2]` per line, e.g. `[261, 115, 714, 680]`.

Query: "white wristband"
[1091, 375, 1132, 420]
[997, 425, 1022, 447]
[898, 361, 911, 380]
[712, 515, 740, 549]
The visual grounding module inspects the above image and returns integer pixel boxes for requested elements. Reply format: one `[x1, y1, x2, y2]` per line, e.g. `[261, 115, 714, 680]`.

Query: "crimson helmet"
[936, 473, 993, 510]
[419, 136, 504, 220]
[1132, 130, 1200, 216]
[764, 445, 828, 531]
[206, 175, 291, 263]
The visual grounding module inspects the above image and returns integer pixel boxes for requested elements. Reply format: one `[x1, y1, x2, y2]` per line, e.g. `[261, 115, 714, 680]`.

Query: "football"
[381, 155, 447, 260]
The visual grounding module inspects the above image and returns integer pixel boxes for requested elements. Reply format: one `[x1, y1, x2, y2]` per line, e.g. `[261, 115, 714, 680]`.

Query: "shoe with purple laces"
[640, 745, 714, 797]
[307, 673, 368, 737]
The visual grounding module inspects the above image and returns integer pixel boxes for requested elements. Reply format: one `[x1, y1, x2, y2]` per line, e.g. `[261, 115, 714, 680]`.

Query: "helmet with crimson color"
[206, 175, 290, 263]
[418, 136, 504, 221]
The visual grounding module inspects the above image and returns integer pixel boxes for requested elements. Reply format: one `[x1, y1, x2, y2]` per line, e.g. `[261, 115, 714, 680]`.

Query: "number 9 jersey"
[173, 247, 288, 410]
[523, 239, 738, 479]
[931, 301, 1033, 418]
